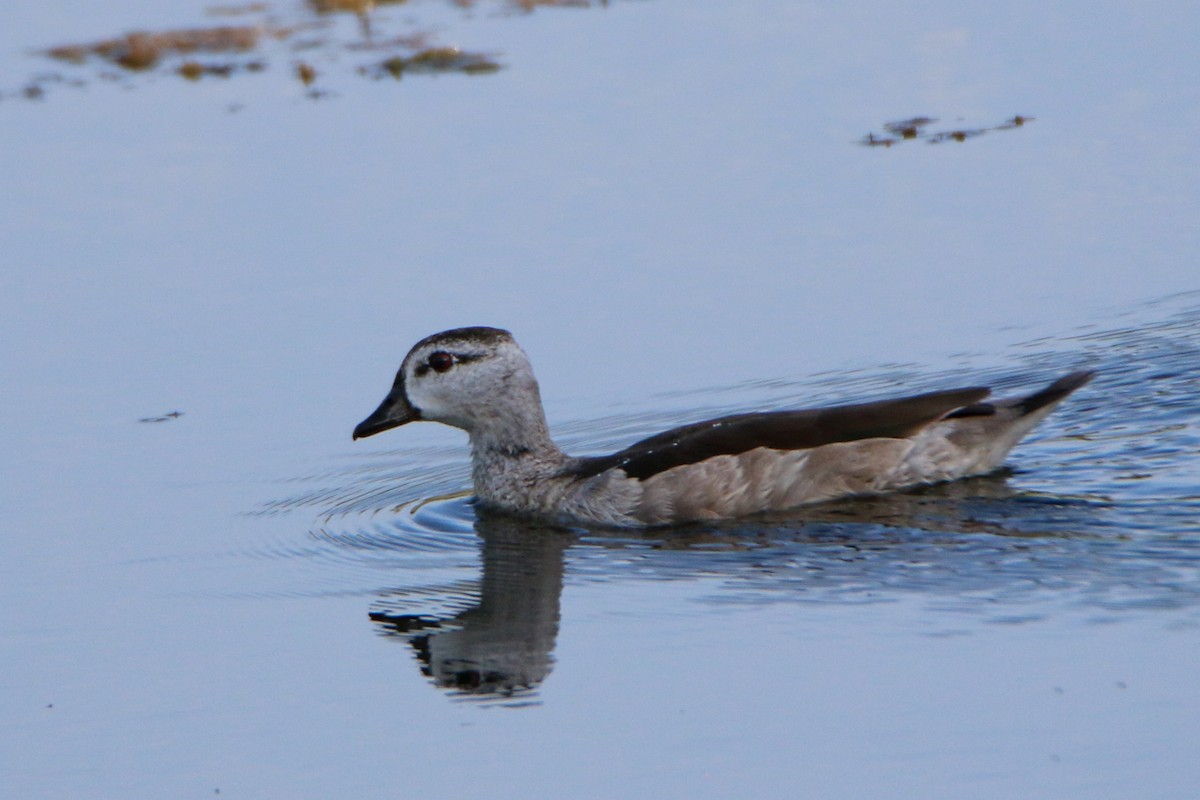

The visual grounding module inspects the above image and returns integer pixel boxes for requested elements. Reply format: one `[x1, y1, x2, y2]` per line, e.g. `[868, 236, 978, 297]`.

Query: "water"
[279, 299, 1200, 703]
[2, 1, 1199, 798]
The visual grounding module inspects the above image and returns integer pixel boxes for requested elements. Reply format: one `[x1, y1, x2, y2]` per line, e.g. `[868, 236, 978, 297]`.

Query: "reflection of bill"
[370, 512, 569, 703]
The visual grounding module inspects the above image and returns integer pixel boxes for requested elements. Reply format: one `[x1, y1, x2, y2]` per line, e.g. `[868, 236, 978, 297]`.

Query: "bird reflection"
[366, 472, 1115, 702]
[369, 512, 569, 703]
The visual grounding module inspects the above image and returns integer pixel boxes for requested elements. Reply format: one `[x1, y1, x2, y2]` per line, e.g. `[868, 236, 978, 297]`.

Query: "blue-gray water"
[2, 1, 1198, 798]
[280, 298, 1200, 695]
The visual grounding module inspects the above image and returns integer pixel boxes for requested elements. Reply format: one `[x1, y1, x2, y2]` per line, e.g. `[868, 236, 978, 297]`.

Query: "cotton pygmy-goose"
[353, 327, 1093, 527]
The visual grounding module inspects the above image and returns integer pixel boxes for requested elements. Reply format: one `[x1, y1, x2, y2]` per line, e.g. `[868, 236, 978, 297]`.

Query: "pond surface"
[2, 1, 1198, 798]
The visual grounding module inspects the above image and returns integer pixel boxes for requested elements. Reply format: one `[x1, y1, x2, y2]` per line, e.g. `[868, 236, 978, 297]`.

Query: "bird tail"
[1011, 370, 1095, 416]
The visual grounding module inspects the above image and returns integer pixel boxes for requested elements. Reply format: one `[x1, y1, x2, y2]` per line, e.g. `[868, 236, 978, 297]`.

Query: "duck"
[353, 326, 1094, 527]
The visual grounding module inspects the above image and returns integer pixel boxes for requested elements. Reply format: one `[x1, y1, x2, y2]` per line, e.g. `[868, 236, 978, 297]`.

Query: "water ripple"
[243, 293, 1200, 698]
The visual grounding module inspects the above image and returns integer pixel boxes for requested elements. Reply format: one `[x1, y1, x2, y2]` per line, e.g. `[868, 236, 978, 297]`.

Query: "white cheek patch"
[404, 367, 478, 428]
[404, 374, 439, 413]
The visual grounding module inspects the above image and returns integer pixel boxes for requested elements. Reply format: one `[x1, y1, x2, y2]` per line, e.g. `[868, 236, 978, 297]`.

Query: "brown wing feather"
[570, 386, 991, 482]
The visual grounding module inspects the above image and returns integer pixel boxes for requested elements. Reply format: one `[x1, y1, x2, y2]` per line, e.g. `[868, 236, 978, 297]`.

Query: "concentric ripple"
[251, 292, 1200, 700]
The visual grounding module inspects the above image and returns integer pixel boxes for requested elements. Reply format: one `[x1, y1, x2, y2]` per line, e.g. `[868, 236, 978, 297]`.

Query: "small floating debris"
[45, 25, 264, 71]
[138, 410, 185, 423]
[884, 116, 937, 139]
[994, 114, 1033, 129]
[860, 132, 896, 148]
[463, 0, 609, 10]
[295, 61, 317, 85]
[178, 59, 265, 80]
[11, 0, 615, 103]
[858, 115, 1035, 148]
[926, 127, 987, 144]
[308, 0, 380, 12]
[367, 47, 503, 79]
[206, 2, 271, 15]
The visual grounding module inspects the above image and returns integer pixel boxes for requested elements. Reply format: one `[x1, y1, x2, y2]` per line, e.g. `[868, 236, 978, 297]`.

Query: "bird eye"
[428, 351, 454, 373]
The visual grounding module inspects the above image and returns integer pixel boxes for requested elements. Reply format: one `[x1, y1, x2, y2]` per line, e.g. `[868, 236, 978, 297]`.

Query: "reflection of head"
[370, 512, 570, 702]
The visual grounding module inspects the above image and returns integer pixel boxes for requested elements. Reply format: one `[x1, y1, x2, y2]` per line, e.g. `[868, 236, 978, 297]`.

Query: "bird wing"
[569, 386, 991, 482]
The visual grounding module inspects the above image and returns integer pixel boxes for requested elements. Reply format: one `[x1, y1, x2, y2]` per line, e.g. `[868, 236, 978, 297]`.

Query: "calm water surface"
[2, 0, 1199, 798]
[283, 297, 1200, 688]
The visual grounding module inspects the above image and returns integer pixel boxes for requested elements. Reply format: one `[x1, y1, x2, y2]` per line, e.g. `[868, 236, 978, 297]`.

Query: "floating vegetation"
[367, 47, 503, 79]
[454, 0, 610, 10]
[178, 59, 267, 80]
[45, 25, 266, 71]
[858, 115, 1034, 148]
[207, 2, 271, 15]
[305, 0, 428, 13]
[295, 61, 317, 85]
[6, 0, 613, 103]
[138, 411, 185, 423]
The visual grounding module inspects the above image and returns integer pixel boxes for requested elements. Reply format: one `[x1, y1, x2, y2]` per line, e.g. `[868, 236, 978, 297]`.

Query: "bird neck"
[465, 385, 564, 465]
[465, 397, 571, 515]
[468, 411, 563, 463]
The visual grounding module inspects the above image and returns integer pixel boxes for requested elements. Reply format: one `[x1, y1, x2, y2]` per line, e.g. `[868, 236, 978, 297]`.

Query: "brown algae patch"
[14, 0, 607, 102]
[45, 25, 264, 71]
[369, 47, 502, 78]
[9, 0, 631, 102]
